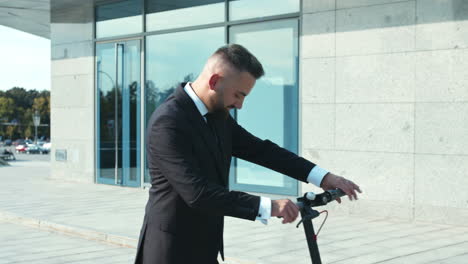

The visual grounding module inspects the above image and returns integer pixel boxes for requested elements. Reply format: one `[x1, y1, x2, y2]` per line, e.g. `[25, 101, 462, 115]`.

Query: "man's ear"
[208, 74, 220, 91]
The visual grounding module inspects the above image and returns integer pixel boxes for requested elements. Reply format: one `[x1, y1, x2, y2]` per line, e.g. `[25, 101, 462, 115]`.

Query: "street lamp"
[32, 110, 41, 145]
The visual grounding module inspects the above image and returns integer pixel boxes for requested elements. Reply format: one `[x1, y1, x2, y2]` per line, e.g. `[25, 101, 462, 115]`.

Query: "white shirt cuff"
[307, 165, 329, 187]
[255, 196, 271, 225]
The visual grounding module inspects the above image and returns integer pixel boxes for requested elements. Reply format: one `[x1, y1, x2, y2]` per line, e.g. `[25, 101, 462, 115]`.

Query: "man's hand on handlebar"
[271, 199, 299, 224]
[320, 173, 362, 203]
[270, 173, 360, 224]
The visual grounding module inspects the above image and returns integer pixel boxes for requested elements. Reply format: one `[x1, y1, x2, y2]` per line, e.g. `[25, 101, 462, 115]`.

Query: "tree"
[0, 97, 15, 120]
[0, 87, 50, 140]
[0, 97, 15, 138]
[5, 87, 38, 110]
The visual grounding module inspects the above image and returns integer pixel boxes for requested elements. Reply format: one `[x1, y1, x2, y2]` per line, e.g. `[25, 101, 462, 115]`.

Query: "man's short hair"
[214, 44, 265, 79]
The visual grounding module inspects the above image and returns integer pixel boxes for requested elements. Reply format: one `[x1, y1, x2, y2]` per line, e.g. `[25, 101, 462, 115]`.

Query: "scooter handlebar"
[299, 189, 346, 207]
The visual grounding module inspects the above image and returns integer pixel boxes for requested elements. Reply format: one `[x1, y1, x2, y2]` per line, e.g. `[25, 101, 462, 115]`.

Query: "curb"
[0, 211, 138, 249]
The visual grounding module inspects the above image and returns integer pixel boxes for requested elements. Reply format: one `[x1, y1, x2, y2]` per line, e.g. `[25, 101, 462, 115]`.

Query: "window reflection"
[146, 0, 224, 31]
[144, 27, 224, 182]
[229, 0, 299, 21]
[230, 19, 299, 195]
[96, 40, 141, 187]
[96, 43, 117, 180]
[96, 0, 142, 38]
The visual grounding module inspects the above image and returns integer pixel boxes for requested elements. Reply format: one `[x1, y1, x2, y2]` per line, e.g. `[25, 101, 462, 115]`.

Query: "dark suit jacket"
[135, 84, 316, 264]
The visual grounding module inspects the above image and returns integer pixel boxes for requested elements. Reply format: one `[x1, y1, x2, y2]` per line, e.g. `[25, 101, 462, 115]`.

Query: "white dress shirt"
[183, 83, 328, 224]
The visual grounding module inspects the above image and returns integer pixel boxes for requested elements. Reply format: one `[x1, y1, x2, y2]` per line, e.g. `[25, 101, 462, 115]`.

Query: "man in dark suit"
[135, 44, 361, 264]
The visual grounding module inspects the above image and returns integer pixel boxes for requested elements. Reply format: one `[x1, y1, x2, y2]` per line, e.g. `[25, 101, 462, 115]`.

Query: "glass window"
[144, 27, 225, 183]
[229, 19, 299, 195]
[96, 0, 142, 38]
[229, 0, 299, 21]
[146, 0, 224, 32]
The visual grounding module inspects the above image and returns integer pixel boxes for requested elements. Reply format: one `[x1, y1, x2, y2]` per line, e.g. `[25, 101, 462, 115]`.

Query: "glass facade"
[94, 0, 300, 195]
[229, 19, 299, 195]
[95, 0, 142, 38]
[229, 0, 300, 21]
[144, 27, 224, 182]
[146, 0, 224, 31]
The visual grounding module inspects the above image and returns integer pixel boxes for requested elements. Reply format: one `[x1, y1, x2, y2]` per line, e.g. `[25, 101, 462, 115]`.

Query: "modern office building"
[1, 0, 467, 225]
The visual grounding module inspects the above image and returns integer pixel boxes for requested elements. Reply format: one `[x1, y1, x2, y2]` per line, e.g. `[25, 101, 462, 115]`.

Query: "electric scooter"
[296, 189, 346, 264]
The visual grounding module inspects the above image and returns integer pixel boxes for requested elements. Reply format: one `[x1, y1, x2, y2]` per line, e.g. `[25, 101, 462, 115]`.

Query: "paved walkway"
[1, 157, 468, 263]
[0, 220, 135, 264]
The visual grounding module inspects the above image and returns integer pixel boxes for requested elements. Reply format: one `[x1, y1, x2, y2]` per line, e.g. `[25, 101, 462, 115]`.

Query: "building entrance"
[96, 39, 141, 187]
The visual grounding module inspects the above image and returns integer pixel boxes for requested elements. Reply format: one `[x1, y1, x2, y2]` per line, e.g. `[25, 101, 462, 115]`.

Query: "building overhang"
[0, 0, 50, 39]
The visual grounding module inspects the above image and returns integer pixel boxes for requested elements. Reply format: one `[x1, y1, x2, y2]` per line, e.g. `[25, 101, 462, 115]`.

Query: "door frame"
[94, 37, 144, 187]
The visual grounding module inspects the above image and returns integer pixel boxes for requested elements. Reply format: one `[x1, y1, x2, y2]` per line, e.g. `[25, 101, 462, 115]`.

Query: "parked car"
[25, 144, 49, 154]
[13, 139, 25, 146]
[42, 142, 51, 152]
[25, 145, 41, 154]
[15, 144, 27, 153]
[4, 139, 12, 146]
[39, 145, 50, 154]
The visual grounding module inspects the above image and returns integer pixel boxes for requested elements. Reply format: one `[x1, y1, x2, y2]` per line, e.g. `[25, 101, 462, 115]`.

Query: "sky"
[0, 25, 50, 92]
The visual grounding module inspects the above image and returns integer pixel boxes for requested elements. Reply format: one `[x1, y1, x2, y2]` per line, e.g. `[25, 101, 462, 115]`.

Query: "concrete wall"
[300, 0, 468, 225]
[50, 1, 95, 183]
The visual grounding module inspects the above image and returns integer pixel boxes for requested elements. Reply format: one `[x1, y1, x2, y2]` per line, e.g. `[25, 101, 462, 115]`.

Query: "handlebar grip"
[300, 189, 346, 207]
[327, 188, 346, 201]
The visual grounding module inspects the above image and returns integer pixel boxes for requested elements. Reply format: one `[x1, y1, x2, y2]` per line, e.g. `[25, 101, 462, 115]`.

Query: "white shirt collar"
[184, 82, 209, 118]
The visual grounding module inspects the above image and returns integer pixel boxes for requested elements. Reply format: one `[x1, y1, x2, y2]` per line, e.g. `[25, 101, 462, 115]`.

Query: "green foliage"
[0, 87, 50, 140]
[0, 97, 15, 119]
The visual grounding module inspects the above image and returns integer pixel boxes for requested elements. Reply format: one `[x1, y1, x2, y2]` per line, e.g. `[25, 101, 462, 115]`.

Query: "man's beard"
[212, 87, 230, 119]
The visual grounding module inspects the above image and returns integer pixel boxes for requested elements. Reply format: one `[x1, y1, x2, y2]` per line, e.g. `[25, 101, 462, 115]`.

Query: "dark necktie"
[204, 113, 219, 144]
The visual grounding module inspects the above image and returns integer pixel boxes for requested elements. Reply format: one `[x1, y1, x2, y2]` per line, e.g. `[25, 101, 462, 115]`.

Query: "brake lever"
[296, 207, 320, 228]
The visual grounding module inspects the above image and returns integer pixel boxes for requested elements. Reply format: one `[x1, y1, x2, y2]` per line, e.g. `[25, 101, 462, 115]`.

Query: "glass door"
[96, 39, 141, 187]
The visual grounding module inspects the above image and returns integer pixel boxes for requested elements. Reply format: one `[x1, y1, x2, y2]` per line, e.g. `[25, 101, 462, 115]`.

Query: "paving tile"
[0, 221, 134, 264]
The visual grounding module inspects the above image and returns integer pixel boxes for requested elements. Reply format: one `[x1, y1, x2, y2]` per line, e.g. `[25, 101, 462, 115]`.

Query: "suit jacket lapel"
[173, 84, 227, 186]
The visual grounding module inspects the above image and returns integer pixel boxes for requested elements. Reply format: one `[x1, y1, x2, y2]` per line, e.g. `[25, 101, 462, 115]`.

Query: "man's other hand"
[271, 199, 299, 224]
[320, 173, 362, 203]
